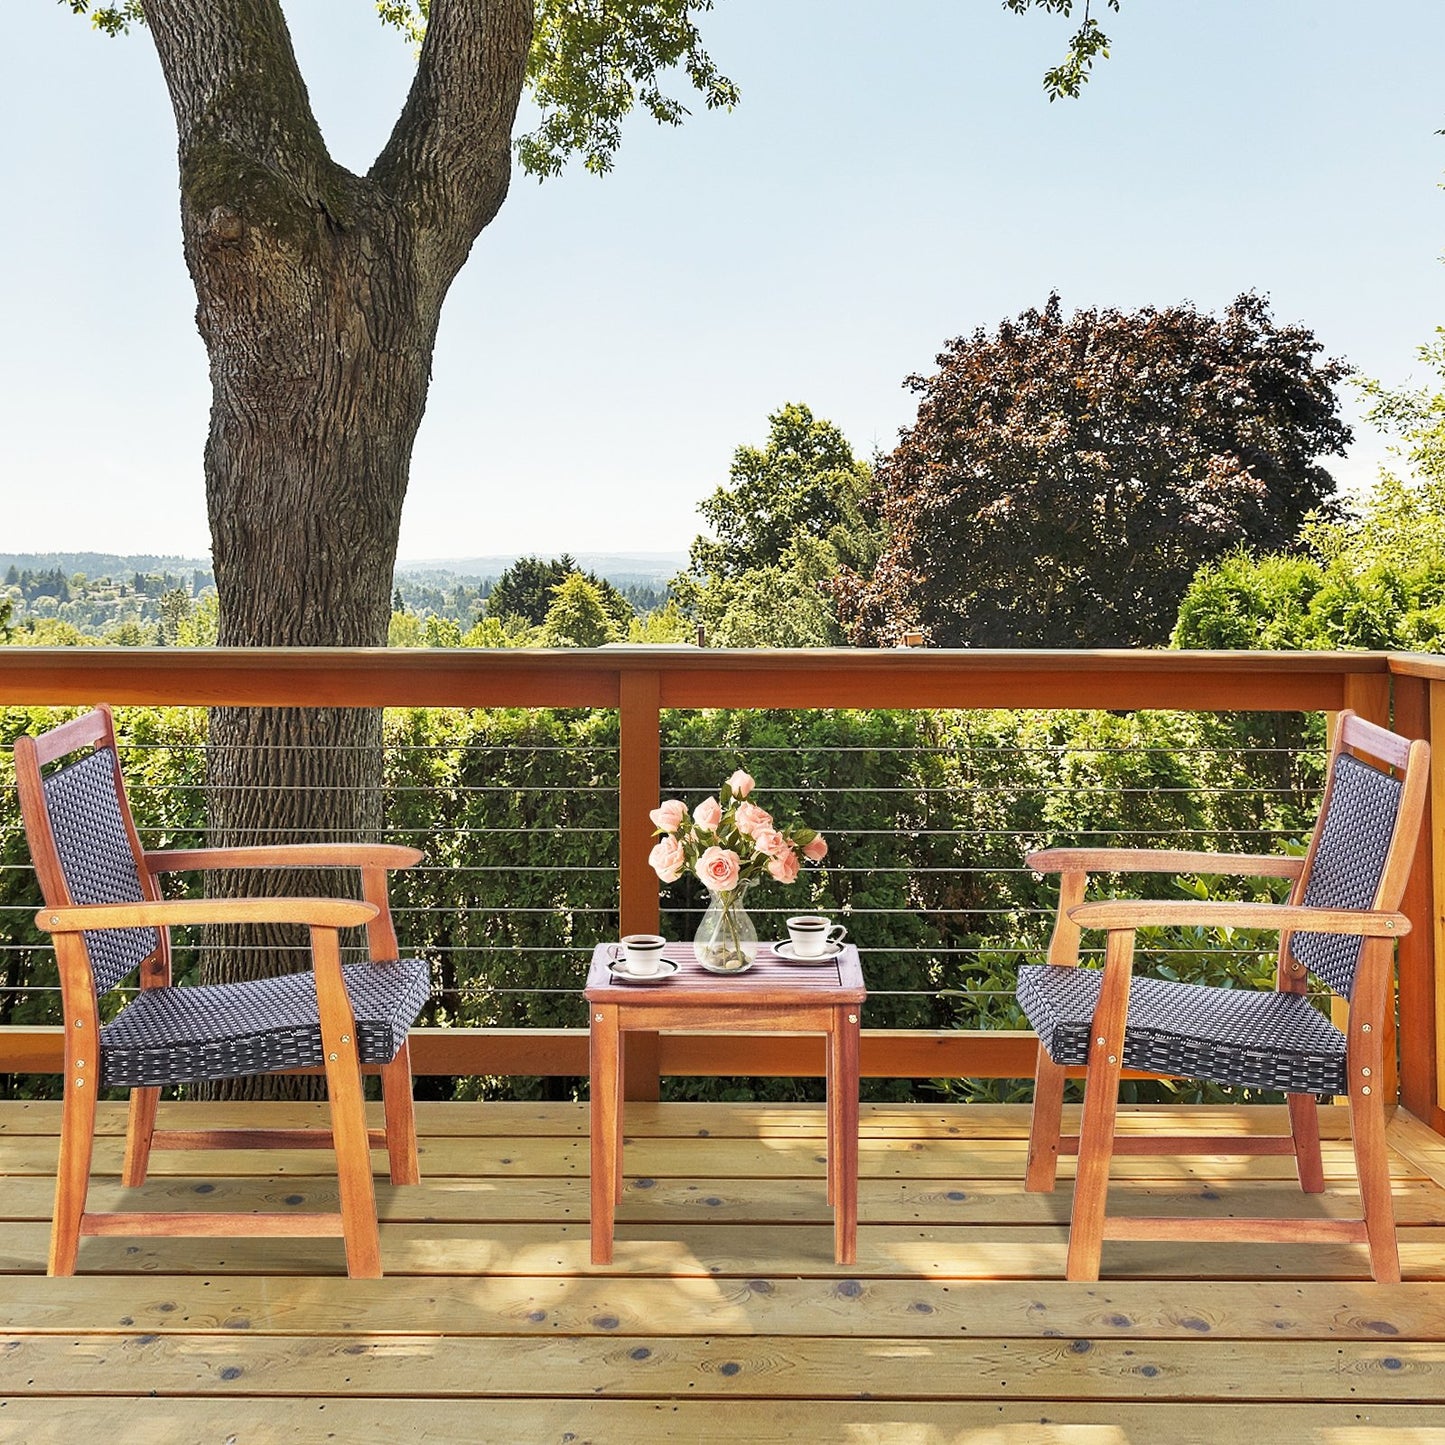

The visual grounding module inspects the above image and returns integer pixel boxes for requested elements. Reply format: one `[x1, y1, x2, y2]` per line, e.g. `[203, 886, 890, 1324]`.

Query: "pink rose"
[752, 827, 787, 859]
[696, 845, 741, 892]
[648, 835, 687, 883]
[767, 847, 800, 884]
[803, 835, 828, 862]
[727, 769, 754, 799]
[734, 801, 773, 838]
[693, 796, 723, 831]
[650, 799, 688, 833]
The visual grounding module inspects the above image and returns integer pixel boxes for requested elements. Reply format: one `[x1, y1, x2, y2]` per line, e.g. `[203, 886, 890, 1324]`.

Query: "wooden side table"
[585, 940, 866, 1266]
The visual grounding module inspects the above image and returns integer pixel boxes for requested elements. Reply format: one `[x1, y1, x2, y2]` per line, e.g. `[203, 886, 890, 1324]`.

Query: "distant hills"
[0, 552, 210, 578]
[395, 553, 686, 586]
[2, 552, 686, 587]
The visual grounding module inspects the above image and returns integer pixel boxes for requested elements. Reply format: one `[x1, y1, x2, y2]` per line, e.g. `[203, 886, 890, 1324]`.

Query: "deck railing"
[1, 645, 1441, 1129]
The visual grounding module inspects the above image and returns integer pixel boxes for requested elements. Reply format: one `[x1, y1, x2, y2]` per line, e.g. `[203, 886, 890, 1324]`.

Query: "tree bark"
[141, 0, 531, 1096]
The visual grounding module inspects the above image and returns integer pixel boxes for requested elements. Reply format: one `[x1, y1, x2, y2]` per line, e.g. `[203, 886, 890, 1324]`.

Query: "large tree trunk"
[142, 0, 530, 1097]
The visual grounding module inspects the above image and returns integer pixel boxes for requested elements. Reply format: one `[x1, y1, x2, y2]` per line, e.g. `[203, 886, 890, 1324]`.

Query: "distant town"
[0, 551, 684, 641]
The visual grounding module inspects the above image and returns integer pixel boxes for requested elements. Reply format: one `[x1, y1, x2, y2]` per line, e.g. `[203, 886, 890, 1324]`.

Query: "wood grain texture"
[8, 1099, 1445, 1439]
[144, 844, 423, 872]
[35, 897, 378, 932]
[1029, 848, 1305, 878]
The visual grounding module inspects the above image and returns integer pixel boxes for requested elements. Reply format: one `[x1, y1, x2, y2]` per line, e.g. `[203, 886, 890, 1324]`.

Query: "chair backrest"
[14, 708, 162, 997]
[1286, 711, 1429, 1001]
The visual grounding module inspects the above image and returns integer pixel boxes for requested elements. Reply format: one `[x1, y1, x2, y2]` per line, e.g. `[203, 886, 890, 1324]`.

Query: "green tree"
[424, 615, 464, 647]
[685, 403, 875, 581]
[488, 555, 579, 625]
[488, 555, 631, 630]
[103, 619, 158, 646]
[626, 599, 695, 644]
[157, 586, 191, 645]
[388, 610, 425, 648]
[177, 592, 220, 646]
[683, 535, 856, 648]
[539, 573, 621, 648]
[675, 403, 879, 645]
[1174, 328, 1445, 656]
[840, 293, 1351, 648]
[463, 615, 536, 648]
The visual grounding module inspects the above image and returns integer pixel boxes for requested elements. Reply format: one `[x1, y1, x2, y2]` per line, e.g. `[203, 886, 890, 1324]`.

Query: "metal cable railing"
[0, 706, 1324, 1045]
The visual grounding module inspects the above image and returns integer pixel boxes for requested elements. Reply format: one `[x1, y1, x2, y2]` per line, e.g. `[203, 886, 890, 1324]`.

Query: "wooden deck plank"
[2, 1174, 1443, 1226]
[0, 1134, 1415, 1183]
[0, 1399, 1442, 1445]
[5, 1331, 1445, 1402]
[0, 1099, 1369, 1139]
[4, 1275, 1443, 1342]
[2, 1221, 1445, 1280]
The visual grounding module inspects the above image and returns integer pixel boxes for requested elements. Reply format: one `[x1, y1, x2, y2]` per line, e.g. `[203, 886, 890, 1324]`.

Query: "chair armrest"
[1068, 899, 1409, 937]
[36, 898, 379, 933]
[1028, 847, 1304, 879]
[144, 844, 424, 872]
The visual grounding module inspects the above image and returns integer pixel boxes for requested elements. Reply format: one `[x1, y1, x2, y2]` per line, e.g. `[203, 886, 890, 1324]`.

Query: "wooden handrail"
[0, 645, 1394, 709]
[0, 645, 1439, 1132]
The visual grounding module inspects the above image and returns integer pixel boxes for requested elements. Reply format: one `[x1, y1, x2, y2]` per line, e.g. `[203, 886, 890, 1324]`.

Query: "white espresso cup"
[786, 915, 847, 958]
[621, 934, 667, 975]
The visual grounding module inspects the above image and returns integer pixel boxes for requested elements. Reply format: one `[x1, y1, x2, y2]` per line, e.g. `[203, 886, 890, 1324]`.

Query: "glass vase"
[694, 882, 759, 972]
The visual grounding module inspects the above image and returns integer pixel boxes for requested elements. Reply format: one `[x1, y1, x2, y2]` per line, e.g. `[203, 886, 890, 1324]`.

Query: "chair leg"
[1287, 1092, 1325, 1194]
[49, 1074, 99, 1276]
[323, 1050, 382, 1279]
[1026, 1044, 1068, 1193]
[1065, 930, 1135, 1285]
[1349, 1082, 1400, 1283]
[1066, 1052, 1123, 1282]
[380, 1040, 421, 1186]
[121, 1086, 160, 1187]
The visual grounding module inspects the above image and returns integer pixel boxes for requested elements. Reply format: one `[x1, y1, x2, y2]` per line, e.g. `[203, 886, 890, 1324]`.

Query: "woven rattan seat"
[1017, 964, 1347, 1097]
[100, 959, 432, 1088]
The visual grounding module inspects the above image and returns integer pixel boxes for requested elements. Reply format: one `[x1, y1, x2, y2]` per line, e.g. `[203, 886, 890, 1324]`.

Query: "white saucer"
[772, 939, 843, 963]
[608, 958, 681, 984]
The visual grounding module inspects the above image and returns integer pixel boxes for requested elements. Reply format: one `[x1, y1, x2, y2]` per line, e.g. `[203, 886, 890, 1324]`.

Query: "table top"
[584, 940, 865, 1006]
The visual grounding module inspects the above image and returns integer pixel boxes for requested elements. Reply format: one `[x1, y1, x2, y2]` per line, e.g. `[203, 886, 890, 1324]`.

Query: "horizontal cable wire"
[0, 714, 1321, 1028]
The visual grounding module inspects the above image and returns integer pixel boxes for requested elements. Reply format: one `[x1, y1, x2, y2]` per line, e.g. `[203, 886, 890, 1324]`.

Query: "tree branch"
[370, 0, 533, 273]
[141, 0, 339, 209]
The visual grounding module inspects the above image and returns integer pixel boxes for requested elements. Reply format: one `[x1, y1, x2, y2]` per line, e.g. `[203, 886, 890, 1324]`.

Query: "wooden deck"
[4, 1100, 1445, 1442]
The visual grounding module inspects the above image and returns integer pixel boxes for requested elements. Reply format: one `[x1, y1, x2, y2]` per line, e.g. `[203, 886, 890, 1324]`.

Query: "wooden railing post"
[618, 667, 662, 1100]
[1430, 678, 1445, 1128]
[1391, 672, 1437, 1123]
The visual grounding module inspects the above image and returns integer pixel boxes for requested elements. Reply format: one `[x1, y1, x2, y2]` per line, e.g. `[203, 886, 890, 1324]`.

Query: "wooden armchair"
[15, 706, 430, 1278]
[1016, 710, 1429, 1282]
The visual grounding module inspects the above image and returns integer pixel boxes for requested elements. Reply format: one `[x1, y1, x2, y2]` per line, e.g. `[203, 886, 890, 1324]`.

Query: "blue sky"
[2, 0, 1442, 560]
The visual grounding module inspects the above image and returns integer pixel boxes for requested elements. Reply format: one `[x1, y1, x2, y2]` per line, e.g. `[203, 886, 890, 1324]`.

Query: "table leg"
[590, 1005, 621, 1266]
[825, 1027, 835, 1207]
[830, 1004, 861, 1266]
[615, 1028, 627, 1205]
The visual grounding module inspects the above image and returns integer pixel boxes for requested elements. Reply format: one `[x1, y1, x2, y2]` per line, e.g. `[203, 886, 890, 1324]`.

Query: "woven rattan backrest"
[39, 747, 160, 996]
[1289, 750, 1404, 1000]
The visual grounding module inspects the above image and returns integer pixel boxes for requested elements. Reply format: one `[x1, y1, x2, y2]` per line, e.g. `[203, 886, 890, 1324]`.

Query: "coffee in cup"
[786, 915, 847, 958]
[620, 934, 668, 975]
